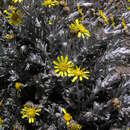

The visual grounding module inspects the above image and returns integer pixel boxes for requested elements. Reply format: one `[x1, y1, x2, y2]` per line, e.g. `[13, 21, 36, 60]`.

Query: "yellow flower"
[42, 0, 59, 8]
[0, 116, 3, 125]
[15, 82, 22, 91]
[21, 103, 41, 124]
[12, 0, 23, 3]
[98, 10, 109, 25]
[69, 19, 90, 39]
[53, 55, 74, 77]
[4, 33, 15, 41]
[64, 113, 72, 122]
[4, 6, 23, 26]
[68, 121, 82, 130]
[70, 66, 89, 82]
[62, 108, 72, 127]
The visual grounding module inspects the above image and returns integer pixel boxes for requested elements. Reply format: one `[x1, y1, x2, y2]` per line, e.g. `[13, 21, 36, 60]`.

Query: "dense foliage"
[0, 0, 130, 130]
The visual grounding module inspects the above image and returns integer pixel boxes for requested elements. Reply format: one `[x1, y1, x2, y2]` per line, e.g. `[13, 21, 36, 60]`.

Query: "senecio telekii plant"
[0, 0, 129, 129]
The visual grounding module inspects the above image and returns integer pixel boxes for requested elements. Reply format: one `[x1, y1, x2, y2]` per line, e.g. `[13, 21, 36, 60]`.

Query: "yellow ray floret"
[98, 10, 109, 25]
[12, 0, 23, 3]
[21, 103, 41, 124]
[69, 19, 90, 39]
[42, 0, 59, 8]
[70, 66, 89, 82]
[53, 55, 74, 77]
[4, 6, 23, 26]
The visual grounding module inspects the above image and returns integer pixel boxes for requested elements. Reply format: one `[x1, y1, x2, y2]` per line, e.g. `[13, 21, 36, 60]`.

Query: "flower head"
[62, 108, 72, 127]
[12, 0, 23, 3]
[53, 55, 74, 77]
[21, 102, 41, 124]
[4, 6, 23, 26]
[4, 33, 15, 41]
[15, 82, 22, 91]
[70, 66, 89, 82]
[68, 121, 82, 130]
[64, 113, 72, 123]
[69, 19, 90, 39]
[42, 0, 59, 8]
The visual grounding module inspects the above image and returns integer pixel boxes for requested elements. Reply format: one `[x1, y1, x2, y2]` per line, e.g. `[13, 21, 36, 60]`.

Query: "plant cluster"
[0, 0, 130, 130]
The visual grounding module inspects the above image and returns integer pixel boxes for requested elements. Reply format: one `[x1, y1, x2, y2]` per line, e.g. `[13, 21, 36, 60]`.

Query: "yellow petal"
[65, 56, 68, 63]
[58, 71, 62, 77]
[75, 19, 79, 24]
[53, 61, 59, 65]
[80, 76, 83, 81]
[61, 72, 63, 77]
[82, 34, 85, 39]
[36, 113, 40, 116]
[22, 115, 27, 119]
[78, 32, 81, 38]
[62, 108, 67, 114]
[84, 71, 90, 74]
[83, 76, 89, 80]
[72, 76, 78, 82]
[64, 72, 67, 77]
[29, 118, 32, 123]
[57, 56, 60, 62]
[67, 61, 72, 65]
[31, 118, 34, 123]
[54, 66, 59, 68]
[68, 73, 73, 77]
[85, 32, 90, 37]
[54, 69, 60, 73]
[76, 66, 78, 69]
[61, 56, 64, 62]
[36, 108, 41, 112]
